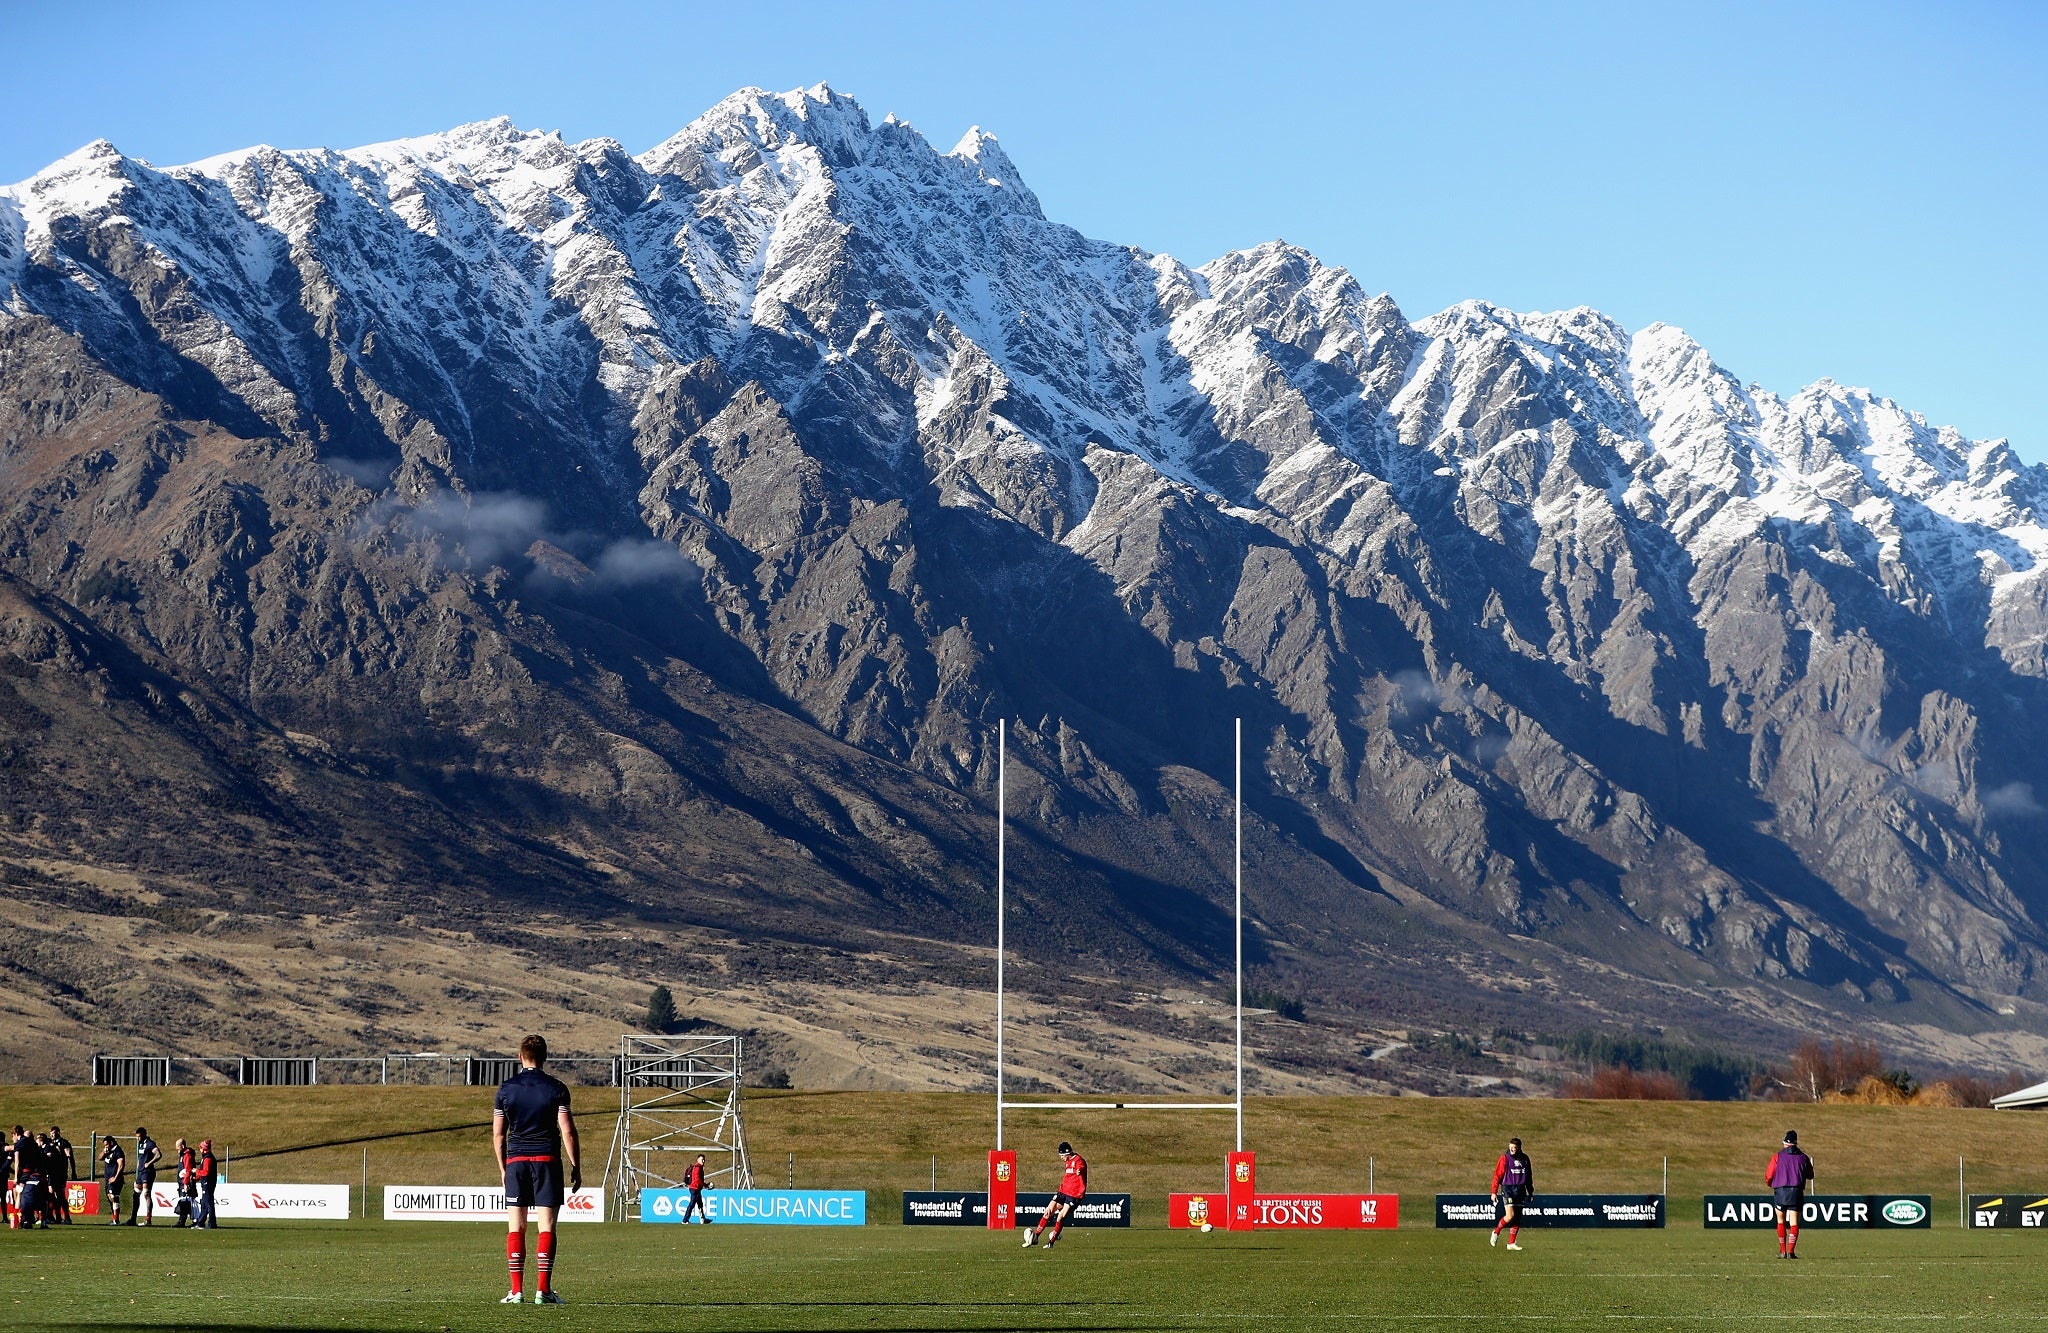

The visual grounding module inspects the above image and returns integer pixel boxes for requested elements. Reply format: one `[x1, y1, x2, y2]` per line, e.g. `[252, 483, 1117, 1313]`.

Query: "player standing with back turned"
[493, 1034, 581, 1305]
[1021, 1141, 1086, 1251]
[1765, 1130, 1814, 1259]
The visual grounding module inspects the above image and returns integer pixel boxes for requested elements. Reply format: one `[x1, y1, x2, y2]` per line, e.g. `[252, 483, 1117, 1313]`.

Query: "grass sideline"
[5, 1088, 2048, 1223]
[1, 1218, 2042, 1330]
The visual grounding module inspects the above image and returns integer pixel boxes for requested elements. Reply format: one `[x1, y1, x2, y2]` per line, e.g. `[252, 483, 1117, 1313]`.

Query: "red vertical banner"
[987, 1150, 1017, 1230]
[1225, 1151, 1257, 1231]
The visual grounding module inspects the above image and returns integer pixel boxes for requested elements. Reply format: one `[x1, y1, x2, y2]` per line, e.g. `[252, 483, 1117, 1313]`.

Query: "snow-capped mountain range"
[5, 84, 2047, 1073]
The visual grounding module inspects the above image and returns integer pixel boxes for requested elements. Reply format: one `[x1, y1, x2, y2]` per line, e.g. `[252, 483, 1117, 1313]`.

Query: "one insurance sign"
[641, 1188, 866, 1225]
[1703, 1195, 1931, 1228]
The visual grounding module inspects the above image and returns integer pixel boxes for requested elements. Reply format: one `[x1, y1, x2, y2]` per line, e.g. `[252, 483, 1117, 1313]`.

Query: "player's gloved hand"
[569, 1167, 583, 1193]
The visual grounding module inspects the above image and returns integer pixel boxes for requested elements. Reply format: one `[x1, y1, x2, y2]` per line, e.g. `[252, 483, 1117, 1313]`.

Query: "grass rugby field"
[2, 1217, 2041, 1329]
[5, 1088, 2048, 1327]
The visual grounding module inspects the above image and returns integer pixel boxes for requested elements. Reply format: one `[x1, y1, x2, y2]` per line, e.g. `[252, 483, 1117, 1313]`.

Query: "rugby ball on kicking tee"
[1200, 1223, 1213, 1233]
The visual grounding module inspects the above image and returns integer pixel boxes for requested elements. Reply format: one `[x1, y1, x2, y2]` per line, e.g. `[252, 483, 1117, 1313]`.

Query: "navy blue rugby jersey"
[495, 1068, 572, 1157]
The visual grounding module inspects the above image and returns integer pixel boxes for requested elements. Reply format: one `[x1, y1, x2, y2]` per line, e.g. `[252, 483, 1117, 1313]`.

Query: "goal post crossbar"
[993, 718, 1246, 1154]
[999, 1101, 1236, 1111]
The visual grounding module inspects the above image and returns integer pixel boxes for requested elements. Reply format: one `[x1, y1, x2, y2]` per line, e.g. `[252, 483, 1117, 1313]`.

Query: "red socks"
[1507, 1226, 1518, 1244]
[536, 1230, 555, 1294]
[506, 1232, 525, 1294]
[1786, 1222, 1798, 1255]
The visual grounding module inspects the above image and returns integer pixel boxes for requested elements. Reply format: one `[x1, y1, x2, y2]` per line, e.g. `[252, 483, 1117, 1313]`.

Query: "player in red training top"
[1765, 1130, 1814, 1259]
[492, 1034, 581, 1305]
[1490, 1137, 1534, 1251]
[1021, 1142, 1087, 1250]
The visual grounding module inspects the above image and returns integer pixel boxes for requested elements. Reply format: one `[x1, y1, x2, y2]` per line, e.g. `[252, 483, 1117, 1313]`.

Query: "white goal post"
[993, 717, 1245, 1153]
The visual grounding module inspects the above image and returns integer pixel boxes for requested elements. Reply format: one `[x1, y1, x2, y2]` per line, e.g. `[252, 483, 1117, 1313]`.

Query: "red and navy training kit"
[1039, 1154, 1088, 1241]
[684, 1160, 711, 1222]
[1766, 1147, 1814, 1255]
[495, 1067, 573, 1296]
[1491, 1151, 1534, 1243]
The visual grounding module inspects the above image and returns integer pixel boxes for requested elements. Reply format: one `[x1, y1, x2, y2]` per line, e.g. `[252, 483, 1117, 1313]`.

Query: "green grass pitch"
[3, 1220, 2041, 1330]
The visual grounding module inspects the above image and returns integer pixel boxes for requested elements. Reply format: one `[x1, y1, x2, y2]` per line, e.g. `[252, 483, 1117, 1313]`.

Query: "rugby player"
[492, 1034, 581, 1305]
[1020, 1141, 1086, 1251]
[1490, 1137, 1534, 1251]
[1765, 1130, 1814, 1259]
[682, 1153, 713, 1223]
[130, 1127, 160, 1226]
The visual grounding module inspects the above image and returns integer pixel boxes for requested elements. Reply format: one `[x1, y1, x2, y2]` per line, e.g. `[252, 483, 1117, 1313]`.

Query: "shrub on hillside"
[1557, 1066, 1683, 1100]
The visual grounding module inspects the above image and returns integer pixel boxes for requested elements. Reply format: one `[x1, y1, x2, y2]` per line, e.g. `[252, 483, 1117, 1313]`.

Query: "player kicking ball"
[1021, 1141, 1087, 1251]
[493, 1034, 582, 1304]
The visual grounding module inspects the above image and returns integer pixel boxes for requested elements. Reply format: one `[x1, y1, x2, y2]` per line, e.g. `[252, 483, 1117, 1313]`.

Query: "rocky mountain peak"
[5, 86, 2048, 1079]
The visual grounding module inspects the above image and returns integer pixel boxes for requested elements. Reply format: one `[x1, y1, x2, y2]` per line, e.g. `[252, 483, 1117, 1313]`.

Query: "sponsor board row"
[901, 1192, 1133, 1227]
[643, 1189, 866, 1225]
[1169, 1193, 1397, 1230]
[1702, 1195, 1930, 1228]
[1436, 1195, 1665, 1229]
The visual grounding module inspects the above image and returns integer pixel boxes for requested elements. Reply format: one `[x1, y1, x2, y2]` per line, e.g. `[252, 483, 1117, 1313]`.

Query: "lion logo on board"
[1187, 1196, 1210, 1226]
[1233, 1161, 1251, 1185]
[995, 1161, 1012, 1183]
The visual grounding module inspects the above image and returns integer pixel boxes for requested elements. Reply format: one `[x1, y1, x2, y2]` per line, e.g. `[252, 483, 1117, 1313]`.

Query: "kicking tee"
[495, 1068, 573, 1159]
[1059, 1154, 1088, 1199]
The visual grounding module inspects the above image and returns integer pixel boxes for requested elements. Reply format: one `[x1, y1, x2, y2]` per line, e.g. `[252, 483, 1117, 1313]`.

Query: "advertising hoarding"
[1168, 1192, 1397, 1229]
[900, 1191, 1133, 1227]
[1968, 1194, 2048, 1228]
[1702, 1195, 1930, 1228]
[641, 1188, 865, 1225]
[1437, 1194, 1665, 1228]
[383, 1186, 604, 1222]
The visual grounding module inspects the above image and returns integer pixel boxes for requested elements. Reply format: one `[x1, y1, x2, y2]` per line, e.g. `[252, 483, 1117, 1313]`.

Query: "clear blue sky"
[7, 0, 2045, 458]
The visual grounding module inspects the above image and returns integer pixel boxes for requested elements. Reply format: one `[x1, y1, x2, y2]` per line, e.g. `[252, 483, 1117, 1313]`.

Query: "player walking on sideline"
[1490, 1137, 1534, 1251]
[100, 1133, 126, 1225]
[192, 1139, 219, 1230]
[493, 1034, 581, 1305]
[129, 1128, 160, 1225]
[173, 1138, 195, 1227]
[1766, 1130, 1814, 1259]
[682, 1154, 714, 1223]
[1021, 1142, 1086, 1251]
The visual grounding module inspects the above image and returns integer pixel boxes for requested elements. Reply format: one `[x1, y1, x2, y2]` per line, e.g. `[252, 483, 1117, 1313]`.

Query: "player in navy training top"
[492, 1034, 581, 1305]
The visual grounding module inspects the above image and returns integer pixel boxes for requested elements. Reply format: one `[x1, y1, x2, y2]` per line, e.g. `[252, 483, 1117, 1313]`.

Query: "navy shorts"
[1773, 1187, 1805, 1211]
[1053, 1191, 1083, 1210]
[504, 1159, 565, 1210]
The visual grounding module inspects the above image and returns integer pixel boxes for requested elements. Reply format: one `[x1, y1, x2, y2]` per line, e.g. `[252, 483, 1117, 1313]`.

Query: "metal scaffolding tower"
[602, 1033, 753, 1220]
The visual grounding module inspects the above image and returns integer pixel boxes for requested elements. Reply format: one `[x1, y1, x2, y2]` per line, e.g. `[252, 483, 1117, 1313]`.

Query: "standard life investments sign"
[641, 1188, 866, 1225]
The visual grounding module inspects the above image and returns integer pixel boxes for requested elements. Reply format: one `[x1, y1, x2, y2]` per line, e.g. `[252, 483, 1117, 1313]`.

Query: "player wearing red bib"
[1022, 1142, 1086, 1251]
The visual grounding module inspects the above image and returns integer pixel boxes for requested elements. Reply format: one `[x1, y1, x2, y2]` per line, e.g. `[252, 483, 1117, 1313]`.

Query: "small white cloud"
[1983, 782, 2043, 819]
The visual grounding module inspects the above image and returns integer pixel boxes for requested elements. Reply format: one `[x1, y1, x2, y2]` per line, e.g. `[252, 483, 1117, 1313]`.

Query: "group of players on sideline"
[7, 1123, 222, 1229]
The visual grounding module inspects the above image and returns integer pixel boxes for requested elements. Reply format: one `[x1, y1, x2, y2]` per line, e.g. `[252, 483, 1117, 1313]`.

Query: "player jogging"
[1490, 1137, 1534, 1250]
[1765, 1130, 1814, 1259]
[682, 1153, 713, 1223]
[1021, 1141, 1086, 1251]
[492, 1034, 581, 1305]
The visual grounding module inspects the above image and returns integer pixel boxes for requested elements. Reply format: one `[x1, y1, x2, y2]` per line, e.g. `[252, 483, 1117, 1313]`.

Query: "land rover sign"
[1703, 1195, 1932, 1229]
